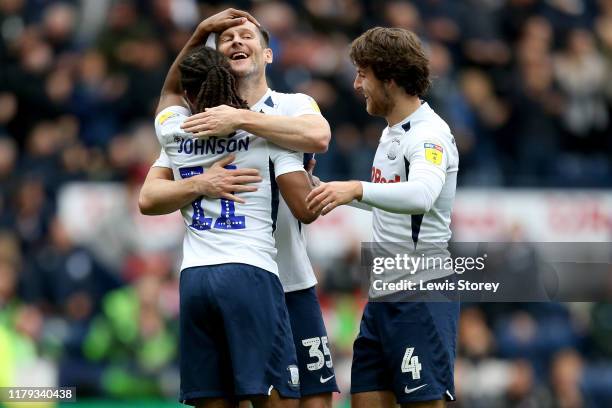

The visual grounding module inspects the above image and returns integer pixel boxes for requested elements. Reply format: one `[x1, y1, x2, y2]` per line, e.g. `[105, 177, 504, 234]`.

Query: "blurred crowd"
[1, 0, 612, 406]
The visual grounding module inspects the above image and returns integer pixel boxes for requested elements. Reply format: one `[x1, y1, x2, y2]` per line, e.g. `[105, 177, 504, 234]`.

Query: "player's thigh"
[285, 287, 339, 397]
[193, 397, 235, 408]
[400, 399, 446, 408]
[351, 390, 396, 408]
[298, 392, 332, 408]
[251, 389, 300, 408]
[352, 390, 446, 408]
[179, 267, 233, 402]
[382, 302, 458, 404]
[215, 264, 300, 399]
[350, 303, 390, 395]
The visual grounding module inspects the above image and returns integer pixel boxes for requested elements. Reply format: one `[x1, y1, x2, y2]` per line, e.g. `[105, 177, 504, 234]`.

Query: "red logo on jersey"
[371, 166, 401, 183]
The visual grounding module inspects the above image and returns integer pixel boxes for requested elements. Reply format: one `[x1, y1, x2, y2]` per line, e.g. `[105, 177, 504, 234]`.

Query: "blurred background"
[1, 0, 612, 407]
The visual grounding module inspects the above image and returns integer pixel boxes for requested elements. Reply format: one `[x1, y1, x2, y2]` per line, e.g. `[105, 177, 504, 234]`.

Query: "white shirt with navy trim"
[152, 95, 305, 276]
[253, 89, 322, 292]
[369, 102, 458, 246]
[367, 102, 459, 297]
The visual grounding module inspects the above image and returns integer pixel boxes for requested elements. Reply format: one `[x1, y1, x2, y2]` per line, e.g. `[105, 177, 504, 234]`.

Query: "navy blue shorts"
[179, 264, 300, 405]
[285, 286, 339, 396]
[351, 301, 459, 404]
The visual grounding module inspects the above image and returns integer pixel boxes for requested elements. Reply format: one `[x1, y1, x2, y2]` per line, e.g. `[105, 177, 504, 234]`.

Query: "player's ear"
[385, 78, 400, 94]
[264, 47, 273, 64]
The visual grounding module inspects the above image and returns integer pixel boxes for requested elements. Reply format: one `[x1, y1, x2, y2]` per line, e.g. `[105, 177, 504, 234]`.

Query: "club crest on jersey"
[424, 143, 443, 165]
[387, 138, 401, 160]
[287, 365, 300, 389]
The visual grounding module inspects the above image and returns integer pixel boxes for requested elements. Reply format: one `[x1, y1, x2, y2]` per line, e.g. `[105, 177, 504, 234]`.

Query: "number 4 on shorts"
[401, 347, 422, 380]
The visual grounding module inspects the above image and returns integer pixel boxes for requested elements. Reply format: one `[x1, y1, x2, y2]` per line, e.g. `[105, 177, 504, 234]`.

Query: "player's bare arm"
[139, 154, 261, 215]
[277, 171, 320, 224]
[156, 9, 260, 114]
[180, 106, 330, 153]
[305, 181, 363, 216]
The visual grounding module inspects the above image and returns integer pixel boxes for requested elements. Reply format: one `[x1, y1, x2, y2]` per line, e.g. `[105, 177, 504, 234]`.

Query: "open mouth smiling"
[230, 52, 249, 60]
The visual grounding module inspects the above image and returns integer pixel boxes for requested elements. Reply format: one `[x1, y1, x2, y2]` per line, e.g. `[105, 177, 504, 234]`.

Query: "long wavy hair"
[179, 45, 249, 112]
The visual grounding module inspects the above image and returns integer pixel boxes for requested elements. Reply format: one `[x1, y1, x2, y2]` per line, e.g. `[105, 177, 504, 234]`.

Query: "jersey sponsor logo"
[424, 143, 443, 165]
[176, 136, 250, 155]
[404, 384, 428, 394]
[371, 166, 401, 183]
[158, 111, 178, 125]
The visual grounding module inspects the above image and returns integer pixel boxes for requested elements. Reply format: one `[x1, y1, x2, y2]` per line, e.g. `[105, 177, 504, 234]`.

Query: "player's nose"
[231, 36, 244, 46]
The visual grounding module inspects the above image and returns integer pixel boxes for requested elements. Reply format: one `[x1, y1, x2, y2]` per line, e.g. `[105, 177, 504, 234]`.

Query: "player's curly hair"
[350, 27, 431, 97]
[179, 45, 249, 113]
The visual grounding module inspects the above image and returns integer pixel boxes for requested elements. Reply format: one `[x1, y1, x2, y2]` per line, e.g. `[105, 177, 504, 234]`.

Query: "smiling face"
[354, 65, 393, 117]
[217, 21, 272, 80]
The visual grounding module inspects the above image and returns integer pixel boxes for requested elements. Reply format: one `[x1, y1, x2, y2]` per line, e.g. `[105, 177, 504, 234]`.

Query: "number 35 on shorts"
[401, 347, 422, 380]
[302, 336, 333, 371]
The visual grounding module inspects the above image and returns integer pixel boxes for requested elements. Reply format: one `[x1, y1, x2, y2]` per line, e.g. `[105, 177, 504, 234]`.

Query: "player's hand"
[306, 181, 363, 215]
[191, 154, 261, 203]
[197, 8, 260, 34]
[305, 158, 321, 187]
[181, 105, 243, 138]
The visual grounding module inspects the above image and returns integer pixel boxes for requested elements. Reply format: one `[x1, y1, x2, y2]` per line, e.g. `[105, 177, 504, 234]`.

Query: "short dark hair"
[216, 24, 271, 48]
[350, 27, 431, 96]
[179, 45, 248, 113]
[257, 26, 270, 47]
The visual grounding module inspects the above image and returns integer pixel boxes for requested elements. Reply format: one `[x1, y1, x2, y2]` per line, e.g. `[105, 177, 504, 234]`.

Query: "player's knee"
[193, 397, 234, 408]
[299, 392, 332, 408]
[351, 391, 396, 408]
[400, 399, 446, 408]
[252, 389, 299, 408]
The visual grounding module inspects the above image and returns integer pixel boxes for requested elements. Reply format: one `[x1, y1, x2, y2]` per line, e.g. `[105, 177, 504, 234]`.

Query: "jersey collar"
[251, 88, 274, 112]
[391, 100, 430, 133]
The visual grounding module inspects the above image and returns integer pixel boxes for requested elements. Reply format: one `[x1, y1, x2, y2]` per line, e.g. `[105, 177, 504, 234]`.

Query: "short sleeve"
[152, 149, 171, 168]
[282, 93, 323, 117]
[269, 144, 306, 178]
[154, 106, 193, 145]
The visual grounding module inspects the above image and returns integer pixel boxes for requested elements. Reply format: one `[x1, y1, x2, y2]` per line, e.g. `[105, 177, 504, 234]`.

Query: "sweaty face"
[354, 66, 393, 117]
[217, 21, 271, 79]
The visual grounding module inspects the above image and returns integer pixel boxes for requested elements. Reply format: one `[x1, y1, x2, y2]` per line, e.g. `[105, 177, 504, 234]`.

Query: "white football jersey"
[370, 102, 458, 244]
[369, 103, 459, 298]
[256, 89, 320, 292]
[368, 102, 459, 292]
[153, 97, 305, 275]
